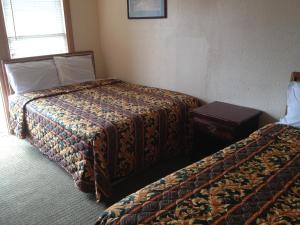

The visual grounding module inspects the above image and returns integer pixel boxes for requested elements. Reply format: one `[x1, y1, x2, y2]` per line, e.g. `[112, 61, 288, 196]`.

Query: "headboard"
[0, 51, 95, 129]
[291, 72, 300, 82]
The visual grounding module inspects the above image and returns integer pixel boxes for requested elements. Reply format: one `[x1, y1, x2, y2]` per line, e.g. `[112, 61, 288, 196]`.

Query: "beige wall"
[70, 0, 104, 77]
[98, 0, 300, 124]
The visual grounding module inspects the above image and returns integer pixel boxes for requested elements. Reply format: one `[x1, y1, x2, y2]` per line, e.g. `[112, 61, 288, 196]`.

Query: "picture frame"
[127, 0, 167, 19]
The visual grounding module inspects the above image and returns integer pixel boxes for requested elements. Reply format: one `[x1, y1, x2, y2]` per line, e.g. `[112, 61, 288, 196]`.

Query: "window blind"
[1, 0, 68, 59]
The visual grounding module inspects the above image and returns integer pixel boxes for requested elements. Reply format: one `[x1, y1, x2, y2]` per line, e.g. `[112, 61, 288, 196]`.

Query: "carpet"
[0, 135, 191, 225]
[0, 135, 105, 225]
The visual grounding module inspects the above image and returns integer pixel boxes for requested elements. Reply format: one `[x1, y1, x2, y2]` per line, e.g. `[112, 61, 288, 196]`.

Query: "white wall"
[98, 0, 300, 124]
[70, 0, 104, 77]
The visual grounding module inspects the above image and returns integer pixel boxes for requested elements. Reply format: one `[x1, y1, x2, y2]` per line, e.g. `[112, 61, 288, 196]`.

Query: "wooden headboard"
[291, 72, 300, 82]
[0, 51, 95, 129]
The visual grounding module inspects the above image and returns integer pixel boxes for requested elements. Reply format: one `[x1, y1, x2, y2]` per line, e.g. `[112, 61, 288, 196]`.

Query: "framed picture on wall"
[127, 0, 167, 19]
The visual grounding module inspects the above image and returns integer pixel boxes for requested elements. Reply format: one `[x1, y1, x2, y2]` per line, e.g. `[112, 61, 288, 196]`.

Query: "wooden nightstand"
[190, 101, 262, 159]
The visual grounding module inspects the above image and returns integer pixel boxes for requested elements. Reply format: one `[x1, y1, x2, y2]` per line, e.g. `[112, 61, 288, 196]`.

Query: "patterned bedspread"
[9, 79, 200, 201]
[96, 124, 300, 225]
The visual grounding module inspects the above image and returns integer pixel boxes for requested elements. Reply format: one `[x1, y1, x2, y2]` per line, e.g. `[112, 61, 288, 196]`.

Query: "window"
[1, 0, 73, 59]
[0, 0, 73, 131]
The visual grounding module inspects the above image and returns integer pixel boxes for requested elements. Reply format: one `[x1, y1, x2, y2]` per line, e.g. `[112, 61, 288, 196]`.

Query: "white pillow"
[5, 60, 60, 94]
[279, 81, 300, 128]
[54, 55, 95, 85]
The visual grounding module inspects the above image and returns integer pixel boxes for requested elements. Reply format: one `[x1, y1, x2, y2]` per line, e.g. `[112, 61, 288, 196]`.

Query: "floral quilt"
[9, 79, 200, 201]
[96, 124, 300, 224]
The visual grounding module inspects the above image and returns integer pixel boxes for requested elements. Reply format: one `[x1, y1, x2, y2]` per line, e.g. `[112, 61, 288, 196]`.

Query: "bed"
[1, 52, 201, 201]
[96, 73, 300, 224]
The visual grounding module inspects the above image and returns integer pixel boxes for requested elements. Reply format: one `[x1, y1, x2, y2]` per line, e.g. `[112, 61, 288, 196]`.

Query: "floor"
[0, 135, 190, 225]
[0, 135, 104, 225]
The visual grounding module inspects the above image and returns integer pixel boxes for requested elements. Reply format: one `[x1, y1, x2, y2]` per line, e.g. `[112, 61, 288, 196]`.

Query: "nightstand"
[190, 101, 262, 160]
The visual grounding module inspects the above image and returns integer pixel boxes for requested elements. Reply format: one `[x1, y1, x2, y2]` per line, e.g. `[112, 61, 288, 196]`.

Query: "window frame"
[0, 0, 74, 60]
[0, 0, 74, 130]
[61, 0, 75, 54]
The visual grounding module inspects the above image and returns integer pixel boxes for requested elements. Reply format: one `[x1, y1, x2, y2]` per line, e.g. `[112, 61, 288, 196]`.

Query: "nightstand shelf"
[190, 101, 262, 160]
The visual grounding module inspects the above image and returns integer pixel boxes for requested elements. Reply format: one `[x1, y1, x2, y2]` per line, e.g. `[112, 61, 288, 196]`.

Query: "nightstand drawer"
[190, 102, 261, 161]
[193, 117, 235, 141]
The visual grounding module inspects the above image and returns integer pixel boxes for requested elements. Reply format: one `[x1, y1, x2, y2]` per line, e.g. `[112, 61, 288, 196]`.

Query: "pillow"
[5, 60, 60, 94]
[279, 81, 300, 128]
[54, 55, 96, 85]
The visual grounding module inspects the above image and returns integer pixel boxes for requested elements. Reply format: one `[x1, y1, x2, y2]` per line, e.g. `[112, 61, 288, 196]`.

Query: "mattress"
[9, 79, 200, 201]
[96, 124, 300, 224]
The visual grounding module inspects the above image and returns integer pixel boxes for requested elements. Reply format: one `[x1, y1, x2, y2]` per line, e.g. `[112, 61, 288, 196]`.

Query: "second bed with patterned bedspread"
[96, 124, 300, 224]
[9, 79, 200, 201]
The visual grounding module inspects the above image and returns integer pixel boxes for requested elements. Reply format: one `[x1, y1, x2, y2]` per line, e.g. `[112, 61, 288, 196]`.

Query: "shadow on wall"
[259, 112, 277, 127]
